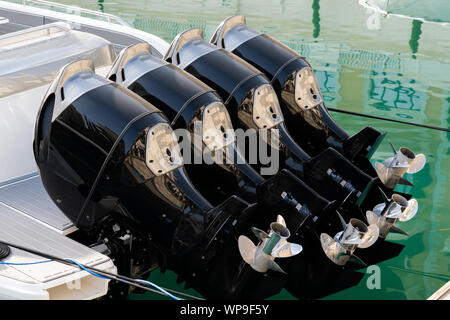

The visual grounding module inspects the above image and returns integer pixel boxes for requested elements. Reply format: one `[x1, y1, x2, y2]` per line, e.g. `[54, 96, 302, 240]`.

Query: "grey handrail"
[21, 0, 130, 26]
[0, 21, 71, 48]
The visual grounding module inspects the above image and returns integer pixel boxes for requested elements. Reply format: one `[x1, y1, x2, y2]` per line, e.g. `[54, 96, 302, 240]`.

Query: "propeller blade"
[392, 194, 409, 207]
[378, 187, 390, 204]
[397, 177, 414, 186]
[320, 233, 351, 266]
[389, 226, 409, 236]
[408, 153, 426, 174]
[271, 242, 303, 258]
[276, 214, 286, 227]
[348, 254, 368, 267]
[399, 199, 418, 222]
[358, 222, 379, 249]
[366, 210, 380, 225]
[337, 212, 347, 230]
[339, 219, 366, 245]
[375, 162, 388, 185]
[389, 141, 397, 154]
[238, 235, 256, 265]
[338, 231, 364, 245]
[383, 156, 396, 168]
[391, 163, 410, 169]
[251, 227, 269, 241]
[268, 259, 287, 274]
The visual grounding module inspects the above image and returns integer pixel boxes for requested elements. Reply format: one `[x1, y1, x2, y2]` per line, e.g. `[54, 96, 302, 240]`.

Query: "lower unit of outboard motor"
[164, 29, 376, 207]
[33, 60, 284, 299]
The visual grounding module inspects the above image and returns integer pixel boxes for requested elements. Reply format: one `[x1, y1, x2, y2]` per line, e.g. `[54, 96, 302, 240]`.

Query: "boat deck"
[0, 173, 75, 234]
[0, 15, 26, 35]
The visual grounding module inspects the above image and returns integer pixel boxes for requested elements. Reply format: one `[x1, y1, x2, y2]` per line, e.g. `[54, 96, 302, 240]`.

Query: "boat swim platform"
[0, 199, 115, 299]
[428, 281, 450, 300]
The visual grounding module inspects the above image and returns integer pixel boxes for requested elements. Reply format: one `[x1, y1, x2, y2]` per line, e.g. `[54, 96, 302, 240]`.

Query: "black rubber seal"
[0, 243, 11, 260]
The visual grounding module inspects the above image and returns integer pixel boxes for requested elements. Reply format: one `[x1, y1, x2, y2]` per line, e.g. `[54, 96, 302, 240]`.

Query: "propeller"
[375, 143, 426, 189]
[320, 212, 379, 266]
[366, 190, 418, 238]
[238, 215, 302, 273]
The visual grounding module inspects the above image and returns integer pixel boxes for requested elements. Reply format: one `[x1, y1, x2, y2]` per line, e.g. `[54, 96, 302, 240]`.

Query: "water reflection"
[312, 0, 320, 38]
[367, 71, 427, 115]
[409, 19, 423, 57]
[98, 0, 104, 13]
[316, 69, 339, 104]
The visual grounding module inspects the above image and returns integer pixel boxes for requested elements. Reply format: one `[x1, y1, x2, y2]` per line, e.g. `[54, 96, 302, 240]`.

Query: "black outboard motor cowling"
[164, 29, 376, 207]
[33, 60, 255, 286]
[106, 43, 339, 237]
[211, 16, 386, 175]
[107, 43, 263, 204]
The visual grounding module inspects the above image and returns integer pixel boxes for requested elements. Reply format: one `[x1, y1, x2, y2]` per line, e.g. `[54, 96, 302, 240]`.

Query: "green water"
[47, 0, 450, 300]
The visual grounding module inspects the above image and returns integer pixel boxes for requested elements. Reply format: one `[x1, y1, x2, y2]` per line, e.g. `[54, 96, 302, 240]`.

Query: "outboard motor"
[210, 16, 427, 188]
[106, 43, 339, 253]
[33, 60, 287, 298]
[164, 29, 376, 207]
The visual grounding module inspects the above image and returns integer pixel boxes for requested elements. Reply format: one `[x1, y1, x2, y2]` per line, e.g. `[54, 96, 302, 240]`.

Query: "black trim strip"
[76, 111, 155, 225]
[224, 72, 263, 106]
[55, 119, 109, 156]
[270, 55, 299, 84]
[170, 89, 216, 126]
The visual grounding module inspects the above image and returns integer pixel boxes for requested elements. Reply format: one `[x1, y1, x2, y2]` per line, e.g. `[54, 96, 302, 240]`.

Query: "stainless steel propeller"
[375, 143, 426, 189]
[238, 215, 302, 273]
[320, 213, 379, 266]
[366, 191, 418, 238]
